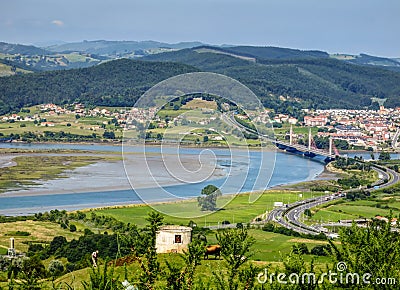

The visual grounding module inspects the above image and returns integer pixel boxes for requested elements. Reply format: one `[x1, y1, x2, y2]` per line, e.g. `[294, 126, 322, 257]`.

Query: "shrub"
[69, 224, 77, 232]
[48, 260, 64, 277]
[311, 244, 331, 256]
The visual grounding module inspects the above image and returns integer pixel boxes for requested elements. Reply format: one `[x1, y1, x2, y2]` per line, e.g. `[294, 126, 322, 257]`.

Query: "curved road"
[266, 165, 399, 236]
[224, 111, 400, 236]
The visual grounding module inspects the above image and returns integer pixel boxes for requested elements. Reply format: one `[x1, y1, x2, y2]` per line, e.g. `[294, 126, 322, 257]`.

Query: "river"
[0, 143, 327, 216]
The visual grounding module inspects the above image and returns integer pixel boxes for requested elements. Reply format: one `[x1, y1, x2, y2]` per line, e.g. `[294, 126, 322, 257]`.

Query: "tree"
[292, 243, 309, 255]
[163, 239, 205, 290]
[329, 218, 400, 289]
[197, 185, 222, 211]
[213, 228, 257, 290]
[21, 255, 47, 278]
[103, 131, 115, 139]
[69, 224, 77, 232]
[48, 260, 64, 277]
[379, 151, 391, 161]
[304, 208, 312, 217]
[48, 236, 67, 256]
[132, 211, 164, 289]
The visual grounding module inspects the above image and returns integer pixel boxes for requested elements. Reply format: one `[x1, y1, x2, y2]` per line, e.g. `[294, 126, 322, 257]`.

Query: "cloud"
[51, 20, 64, 27]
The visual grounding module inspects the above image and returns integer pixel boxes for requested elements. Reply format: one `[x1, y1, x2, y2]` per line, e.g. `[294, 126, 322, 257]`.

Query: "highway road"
[265, 164, 400, 236]
[223, 111, 400, 236]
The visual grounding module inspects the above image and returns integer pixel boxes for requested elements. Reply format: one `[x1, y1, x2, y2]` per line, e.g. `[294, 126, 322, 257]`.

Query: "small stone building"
[155, 225, 192, 253]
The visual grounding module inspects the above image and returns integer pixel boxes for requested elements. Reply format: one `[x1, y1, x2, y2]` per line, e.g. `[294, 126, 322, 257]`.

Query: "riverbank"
[0, 151, 226, 197]
[0, 143, 328, 215]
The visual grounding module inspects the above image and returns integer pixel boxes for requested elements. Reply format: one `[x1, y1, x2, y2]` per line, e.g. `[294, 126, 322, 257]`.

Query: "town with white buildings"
[1, 100, 400, 150]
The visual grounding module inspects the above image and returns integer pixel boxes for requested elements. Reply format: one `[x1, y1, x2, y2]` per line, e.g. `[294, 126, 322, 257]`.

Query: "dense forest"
[145, 48, 400, 111]
[0, 59, 198, 115]
[1, 46, 400, 115]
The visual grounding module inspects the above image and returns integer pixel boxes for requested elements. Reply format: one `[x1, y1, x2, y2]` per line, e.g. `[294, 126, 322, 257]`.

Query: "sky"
[1, 0, 400, 57]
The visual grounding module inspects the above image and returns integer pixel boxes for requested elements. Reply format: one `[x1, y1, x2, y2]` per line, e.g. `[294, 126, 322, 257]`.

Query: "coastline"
[81, 162, 339, 213]
[0, 142, 337, 215]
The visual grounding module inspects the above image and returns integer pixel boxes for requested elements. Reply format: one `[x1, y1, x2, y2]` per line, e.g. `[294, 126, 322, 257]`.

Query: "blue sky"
[1, 0, 399, 57]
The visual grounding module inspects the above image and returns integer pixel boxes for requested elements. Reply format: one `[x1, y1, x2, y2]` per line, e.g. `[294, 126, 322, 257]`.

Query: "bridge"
[224, 114, 337, 160]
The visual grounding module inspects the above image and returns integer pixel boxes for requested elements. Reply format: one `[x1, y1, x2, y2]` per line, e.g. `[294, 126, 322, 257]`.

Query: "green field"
[94, 190, 323, 227]
[0, 221, 82, 253]
[308, 194, 400, 223]
[274, 124, 319, 138]
[0, 63, 31, 77]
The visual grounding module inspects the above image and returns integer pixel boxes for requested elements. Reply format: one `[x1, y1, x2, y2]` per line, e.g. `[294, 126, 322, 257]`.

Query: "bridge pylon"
[289, 124, 293, 145]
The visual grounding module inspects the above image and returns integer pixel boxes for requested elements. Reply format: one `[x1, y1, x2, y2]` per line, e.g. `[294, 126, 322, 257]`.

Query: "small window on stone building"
[174, 234, 182, 243]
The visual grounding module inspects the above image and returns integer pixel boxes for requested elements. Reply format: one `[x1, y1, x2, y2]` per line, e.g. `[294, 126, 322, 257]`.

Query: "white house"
[155, 225, 192, 253]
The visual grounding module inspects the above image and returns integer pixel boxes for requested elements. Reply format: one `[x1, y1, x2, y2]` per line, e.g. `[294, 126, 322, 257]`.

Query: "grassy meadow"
[307, 194, 400, 224]
[93, 190, 324, 227]
[0, 220, 82, 253]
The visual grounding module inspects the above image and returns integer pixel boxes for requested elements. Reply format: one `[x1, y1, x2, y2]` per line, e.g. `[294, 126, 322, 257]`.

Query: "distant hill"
[348, 54, 400, 71]
[45, 40, 206, 56]
[0, 42, 52, 56]
[0, 59, 198, 115]
[0, 52, 105, 72]
[0, 40, 207, 72]
[330, 53, 400, 71]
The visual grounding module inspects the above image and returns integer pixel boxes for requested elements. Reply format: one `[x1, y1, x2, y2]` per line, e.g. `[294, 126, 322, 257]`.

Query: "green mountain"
[193, 45, 329, 60]
[1, 44, 400, 116]
[0, 59, 198, 115]
[144, 47, 400, 111]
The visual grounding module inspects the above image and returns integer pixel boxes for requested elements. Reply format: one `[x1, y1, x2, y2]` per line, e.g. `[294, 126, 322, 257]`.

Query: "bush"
[65, 262, 75, 273]
[69, 224, 77, 232]
[292, 243, 309, 255]
[262, 223, 275, 232]
[27, 244, 45, 257]
[6, 230, 30, 236]
[311, 244, 331, 256]
[48, 260, 64, 277]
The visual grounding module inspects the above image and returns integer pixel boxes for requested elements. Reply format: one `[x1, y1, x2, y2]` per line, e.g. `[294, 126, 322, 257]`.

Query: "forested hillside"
[145, 47, 400, 111]
[0, 59, 198, 115]
[195, 45, 330, 59]
[1, 46, 400, 116]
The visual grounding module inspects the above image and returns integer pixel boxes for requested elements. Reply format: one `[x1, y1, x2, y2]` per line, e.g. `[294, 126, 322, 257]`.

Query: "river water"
[0, 143, 327, 215]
